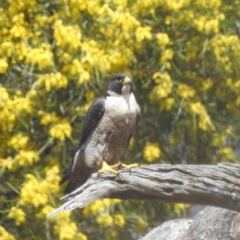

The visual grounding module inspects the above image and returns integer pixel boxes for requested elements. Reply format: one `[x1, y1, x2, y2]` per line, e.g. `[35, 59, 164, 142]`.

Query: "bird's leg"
[120, 163, 138, 169]
[98, 161, 120, 175]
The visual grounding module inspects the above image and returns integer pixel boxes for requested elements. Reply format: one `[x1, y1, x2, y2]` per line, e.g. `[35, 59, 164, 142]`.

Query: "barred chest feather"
[84, 92, 140, 169]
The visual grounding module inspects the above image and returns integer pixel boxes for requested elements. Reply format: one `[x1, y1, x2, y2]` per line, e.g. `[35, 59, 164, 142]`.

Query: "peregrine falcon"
[59, 73, 140, 194]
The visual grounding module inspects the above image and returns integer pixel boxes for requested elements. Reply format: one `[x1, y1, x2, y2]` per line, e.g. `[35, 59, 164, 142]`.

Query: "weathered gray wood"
[49, 163, 240, 218]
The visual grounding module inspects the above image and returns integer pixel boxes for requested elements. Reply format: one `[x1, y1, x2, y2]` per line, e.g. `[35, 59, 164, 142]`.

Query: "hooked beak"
[123, 76, 132, 84]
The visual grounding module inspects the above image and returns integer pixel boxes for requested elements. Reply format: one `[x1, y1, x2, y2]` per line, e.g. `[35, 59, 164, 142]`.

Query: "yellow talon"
[98, 161, 120, 175]
[121, 163, 138, 169]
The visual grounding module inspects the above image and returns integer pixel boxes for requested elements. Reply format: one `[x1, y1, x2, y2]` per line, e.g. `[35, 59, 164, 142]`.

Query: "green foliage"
[1, 0, 240, 239]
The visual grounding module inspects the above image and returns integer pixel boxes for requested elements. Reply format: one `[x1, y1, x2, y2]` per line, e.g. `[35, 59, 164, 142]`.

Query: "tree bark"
[49, 163, 240, 218]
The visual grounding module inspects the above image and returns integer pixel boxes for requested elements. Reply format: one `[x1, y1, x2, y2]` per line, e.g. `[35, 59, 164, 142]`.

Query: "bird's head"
[107, 73, 132, 95]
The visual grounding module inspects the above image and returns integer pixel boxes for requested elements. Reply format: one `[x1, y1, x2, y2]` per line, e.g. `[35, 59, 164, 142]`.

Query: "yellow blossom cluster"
[218, 147, 233, 161]
[83, 199, 121, 217]
[156, 33, 171, 49]
[135, 26, 152, 43]
[0, 58, 8, 73]
[49, 121, 72, 141]
[209, 35, 240, 73]
[97, 213, 113, 227]
[54, 20, 81, 51]
[37, 72, 68, 92]
[53, 215, 87, 240]
[2, 0, 240, 238]
[0, 227, 16, 240]
[8, 134, 29, 150]
[8, 207, 26, 226]
[15, 150, 39, 167]
[20, 175, 53, 207]
[159, 48, 174, 68]
[160, 98, 175, 111]
[212, 133, 225, 147]
[173, 204, 189, 215]
[187, 102, 215, 131]
[143, 142, 161, 162]
[38, 111, 72, 141]
[0, 85, 32, 132]
[177, 84, 195, 99]
[25, 44, 54, 70]
[150, 72, 173, 101]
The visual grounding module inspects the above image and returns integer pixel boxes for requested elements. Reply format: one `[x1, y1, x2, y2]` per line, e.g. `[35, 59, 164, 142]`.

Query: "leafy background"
[1, 0, 240, 239]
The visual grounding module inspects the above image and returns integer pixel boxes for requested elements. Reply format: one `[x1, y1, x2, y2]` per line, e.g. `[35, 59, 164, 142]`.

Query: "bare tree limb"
[49, 163, 240, 218]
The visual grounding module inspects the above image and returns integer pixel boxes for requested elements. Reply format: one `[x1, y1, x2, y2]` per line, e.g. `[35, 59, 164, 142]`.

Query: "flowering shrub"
[1, 0, 240, 239]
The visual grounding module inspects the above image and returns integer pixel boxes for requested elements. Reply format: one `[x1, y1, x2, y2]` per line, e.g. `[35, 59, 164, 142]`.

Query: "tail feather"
[59, 164, 72, 185]
[61, 151, 93, 195]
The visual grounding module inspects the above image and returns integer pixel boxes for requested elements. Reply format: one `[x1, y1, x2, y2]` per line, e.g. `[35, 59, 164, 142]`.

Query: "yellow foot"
[98, 161, 120, 175]
[120, 163, 138, 170]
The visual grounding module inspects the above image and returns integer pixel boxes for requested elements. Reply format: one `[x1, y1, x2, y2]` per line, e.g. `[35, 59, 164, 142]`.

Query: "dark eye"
[116, 77, 122, 81]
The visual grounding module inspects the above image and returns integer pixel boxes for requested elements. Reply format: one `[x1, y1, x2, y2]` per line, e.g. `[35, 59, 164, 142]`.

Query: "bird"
[59, 72, 140, 195]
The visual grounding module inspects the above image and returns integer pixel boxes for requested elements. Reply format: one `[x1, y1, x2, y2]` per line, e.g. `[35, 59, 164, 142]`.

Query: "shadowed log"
[49, 163, 240, 218]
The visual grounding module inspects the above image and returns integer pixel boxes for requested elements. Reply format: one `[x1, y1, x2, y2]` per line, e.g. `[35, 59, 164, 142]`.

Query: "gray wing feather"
[59, 97, 105, 193]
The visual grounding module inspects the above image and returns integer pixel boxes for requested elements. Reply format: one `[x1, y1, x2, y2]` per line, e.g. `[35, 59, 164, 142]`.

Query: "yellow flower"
[78, 71, 90, 85]
[177, 84, 195, 99]
[173, 203, 189, 214]
[20, 174, 49, 207]
[160, 98, 175, 111]
[198, 114, 215, 131]
[136, 217, 148, 231]
[76, 232, 88, 240]
[188, 101, 215, 131]
[38, 111, 59, 126]
[156, 33, 170, 48]
[8, 207, 26, 225]
[83, 200, 104, 216]
[219, 147, 233, 161]
[10, 24, 28, 38]
[37, 72, 68, 92]
[85, 91, 95, 102]
[160, 48, 174, 65]
[135, 26, 152, 43]
[0, 157, 18, 171]
[150, 72, 173, 100]
[45, 165, 60, 194]
[54, 221, 78, 240]
[0, 226, 16, 240]
[36, 205, 55, 219]
[54, 20, 81, 51]
[112, 0, 127, 6]
[8, 134, 29, 150]
[107, 230, 117, 240]
[26, 44, 54, 70]
[202, 78, 213, 91]
[0, 58, 8, 73]
[14, 41, 29, 61]
[129, 137, 134, 149]
[113, 214, 125, 227]
[15, 150, 39, 166]
[97, 213, 113, 227]
[49, 120, 72, 141]
[212, 133, 225, 147]
[143, 142, 161, 162]
[83, 198, 120, 217]
[225, 126, 232, 135]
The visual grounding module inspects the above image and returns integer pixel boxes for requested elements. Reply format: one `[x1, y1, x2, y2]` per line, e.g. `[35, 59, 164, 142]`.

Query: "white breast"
[105, 92, 140, 119]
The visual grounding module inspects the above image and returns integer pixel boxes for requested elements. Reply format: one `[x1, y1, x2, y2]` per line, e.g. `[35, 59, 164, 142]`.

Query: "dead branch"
[49, 163, 240, 218]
